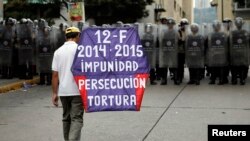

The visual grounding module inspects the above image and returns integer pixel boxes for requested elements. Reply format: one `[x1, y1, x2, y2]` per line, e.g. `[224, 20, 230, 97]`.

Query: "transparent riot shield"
[139, 23, 157, 68]
[158, 24, 179, 68]
[16, 22, 33, 65]
[207, 30, 229, 67]
[0, 23, 5, 66]
[0, 25, 15, 66]
[230, 25, 249, 66]
[185, 24, 205, 68]
[37, 26, 53, 73]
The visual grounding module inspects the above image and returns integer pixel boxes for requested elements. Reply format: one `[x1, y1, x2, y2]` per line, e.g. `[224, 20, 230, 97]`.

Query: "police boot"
[188, 80, 195, 85]
[231, 79, 237, 85]
[161, 78, 167, 85]
[174, 80, 180, 85]
[240, 73, 245, 85]
[188, 71, 195, 84]
[218, 80, 224, 85]
[46, 73, 52, 85]
[173, 71, 180, 85]
[209, 80, 215, 85]
[7, 67, 13, 79]
[150, 80, 157, 85]
[231, 75, 237, 85]
[195, 80, 200, 85]
[240, 79, 245, 85]
[39, 73, 45, 85]
[223, 78, 229, 84]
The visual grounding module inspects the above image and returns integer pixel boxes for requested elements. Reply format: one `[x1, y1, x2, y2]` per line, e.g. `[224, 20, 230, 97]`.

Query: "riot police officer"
[56, 23, 66, 50]
[16, 18, 33, 79]
[229, 17, 249, 85]
[0, 20, 4, 76]
[159, 17, 179, 85]
[178, 18, 189, 84]
[0, 18, 16, 79]
[141, 23, 157, 85]
[185, 23, 205, 85]
[207, 20, 229, 85]
[36, 19, 53, 85]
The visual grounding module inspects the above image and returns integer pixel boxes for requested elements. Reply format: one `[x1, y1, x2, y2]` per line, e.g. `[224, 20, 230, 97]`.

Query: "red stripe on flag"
[74, 76, 88, 112]
[135, 73, 149, 111]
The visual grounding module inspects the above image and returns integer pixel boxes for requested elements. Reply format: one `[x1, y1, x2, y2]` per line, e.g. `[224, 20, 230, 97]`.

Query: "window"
[174, 0, 176, 10]
[182, 11, 186, 18]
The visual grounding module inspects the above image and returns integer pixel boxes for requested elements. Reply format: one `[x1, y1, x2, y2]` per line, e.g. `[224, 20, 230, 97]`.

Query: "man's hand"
[52, 93, 59, 107]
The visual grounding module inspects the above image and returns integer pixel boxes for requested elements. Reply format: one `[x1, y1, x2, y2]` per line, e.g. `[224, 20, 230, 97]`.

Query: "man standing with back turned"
[52, 27, 83, 141]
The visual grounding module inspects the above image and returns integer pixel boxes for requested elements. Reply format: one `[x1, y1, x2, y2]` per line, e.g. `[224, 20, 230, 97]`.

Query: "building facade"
[211, 0, 250, 22]
[140, 0, 194, 24]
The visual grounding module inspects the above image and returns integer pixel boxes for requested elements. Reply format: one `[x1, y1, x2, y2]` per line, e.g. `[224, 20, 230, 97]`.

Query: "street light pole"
[221, 0, 224, 21]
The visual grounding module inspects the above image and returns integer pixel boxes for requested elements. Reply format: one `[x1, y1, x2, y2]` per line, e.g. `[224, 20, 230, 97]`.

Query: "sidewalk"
[0, 77, 40, 93]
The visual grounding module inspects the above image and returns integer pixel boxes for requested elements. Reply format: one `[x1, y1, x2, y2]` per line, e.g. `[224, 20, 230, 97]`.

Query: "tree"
[4, 0, 61, 24]
[85, 0, 154, 25]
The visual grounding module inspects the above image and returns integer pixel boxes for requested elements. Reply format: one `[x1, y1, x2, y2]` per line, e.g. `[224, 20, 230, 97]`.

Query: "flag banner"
[68, 2, 83, 21]
[71, 27, 150, 112]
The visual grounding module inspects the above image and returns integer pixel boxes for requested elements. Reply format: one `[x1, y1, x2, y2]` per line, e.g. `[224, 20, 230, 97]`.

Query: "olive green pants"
[60, 96, 84, 141]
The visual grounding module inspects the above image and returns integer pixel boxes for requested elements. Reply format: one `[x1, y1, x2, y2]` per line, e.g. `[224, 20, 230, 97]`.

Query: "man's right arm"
[51, 51, 59, 107]
[52, 71, 59, 107]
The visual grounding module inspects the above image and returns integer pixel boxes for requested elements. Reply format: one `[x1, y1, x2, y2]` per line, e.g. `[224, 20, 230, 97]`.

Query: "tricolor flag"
[71, 27, 150, 112]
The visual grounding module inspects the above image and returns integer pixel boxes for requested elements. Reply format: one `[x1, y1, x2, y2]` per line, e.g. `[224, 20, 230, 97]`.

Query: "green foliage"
[85, 0, 154, 25]
[4, 0, 61, 23]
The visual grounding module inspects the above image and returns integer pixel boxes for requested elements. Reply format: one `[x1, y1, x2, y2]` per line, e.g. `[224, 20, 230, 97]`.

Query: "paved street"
[0, 74, 250, 141]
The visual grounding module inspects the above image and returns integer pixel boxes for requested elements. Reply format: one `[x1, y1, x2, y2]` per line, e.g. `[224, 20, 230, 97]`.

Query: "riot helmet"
[144, 23, 153, 34]
[212, 20, 221, 32]
[38, 18, 46, 29]
[102, 24, 110, 28]
[123, 24, 132, 27]
[166, 17, 176, 29]
[59, 23, 63, 30]
[190, 23, 199, 35]
[133, 22, 139, 30]
[6, 18, 14, 26]
[90, 25, 97, 28]
[234, 17, 244, 30]
[116, 21, 123, 27]
[166, 17, 176, 25]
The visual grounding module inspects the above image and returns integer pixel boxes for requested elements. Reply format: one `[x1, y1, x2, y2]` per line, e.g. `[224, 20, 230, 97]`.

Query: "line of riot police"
[138, 17, 250, 85]
[0, 17, 68, 85]
[1, 17, 249, 86]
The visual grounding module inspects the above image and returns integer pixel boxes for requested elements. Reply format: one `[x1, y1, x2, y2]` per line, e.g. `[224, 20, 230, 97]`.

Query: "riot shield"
[0, 23, 4, 66]
[158, 24, 179, 68]
[0, 26, 14, 66]
[50, 26, 62, 51]
[56, 28, 65, 50]
[230, 29, 249, 66]
[37, 27, 53, 73]
[16, 22, 33, 65]
[139, 23, 157, 68]
[185, 34, 205, 68]
[207, 32, 228, 67]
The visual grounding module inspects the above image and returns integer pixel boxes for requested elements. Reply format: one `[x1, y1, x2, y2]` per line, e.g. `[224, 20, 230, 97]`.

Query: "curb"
[0, 77, 40, 94]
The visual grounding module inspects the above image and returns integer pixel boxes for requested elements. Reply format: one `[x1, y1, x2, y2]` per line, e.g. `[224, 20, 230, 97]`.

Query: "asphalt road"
[0, 76, 250, 141]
